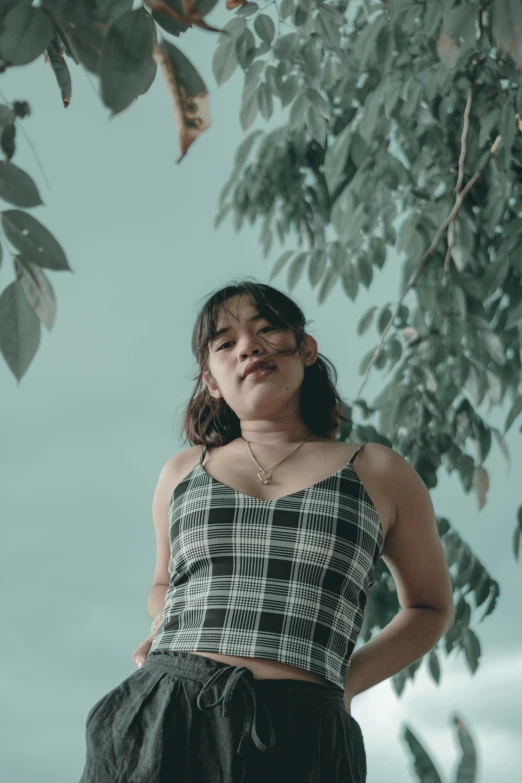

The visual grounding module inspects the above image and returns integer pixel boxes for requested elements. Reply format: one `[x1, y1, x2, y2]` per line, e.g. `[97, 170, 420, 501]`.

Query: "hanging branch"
[354, 133, 502, 402]
[443, 58, 478, 288]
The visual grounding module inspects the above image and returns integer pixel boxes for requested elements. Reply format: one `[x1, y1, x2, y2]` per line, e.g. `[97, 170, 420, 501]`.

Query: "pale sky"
[1, 5, 520, 782]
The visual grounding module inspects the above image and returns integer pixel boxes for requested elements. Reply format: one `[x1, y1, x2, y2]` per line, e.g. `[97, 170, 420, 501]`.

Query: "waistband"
[145, 650, 344, 758]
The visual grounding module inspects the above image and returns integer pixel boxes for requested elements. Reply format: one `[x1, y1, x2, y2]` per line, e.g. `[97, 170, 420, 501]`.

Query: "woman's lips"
[245, 367, 276, 381]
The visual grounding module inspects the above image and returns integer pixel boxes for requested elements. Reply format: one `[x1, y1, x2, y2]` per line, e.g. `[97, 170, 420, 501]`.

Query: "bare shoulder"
[363, 442, 426, 497]
[356, 442, 405, 530]
[161, 444, 205, 495]
[356, 440, 400, 480]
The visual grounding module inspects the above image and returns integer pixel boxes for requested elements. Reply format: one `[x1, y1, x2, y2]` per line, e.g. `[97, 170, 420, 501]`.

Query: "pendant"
[258, 469, 271, 484]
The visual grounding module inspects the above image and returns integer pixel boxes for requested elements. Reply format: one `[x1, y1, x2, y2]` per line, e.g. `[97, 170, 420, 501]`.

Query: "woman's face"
[202, 295, 317, 420]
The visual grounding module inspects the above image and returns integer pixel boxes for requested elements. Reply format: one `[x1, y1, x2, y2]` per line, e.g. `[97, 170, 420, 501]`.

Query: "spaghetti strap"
[199, 445, 208, 465]
[348, 441, 367, 465]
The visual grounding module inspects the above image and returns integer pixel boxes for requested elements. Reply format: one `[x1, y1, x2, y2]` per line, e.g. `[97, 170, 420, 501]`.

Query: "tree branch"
[354, 133, 501, 402]
[443, 58, 479, 288]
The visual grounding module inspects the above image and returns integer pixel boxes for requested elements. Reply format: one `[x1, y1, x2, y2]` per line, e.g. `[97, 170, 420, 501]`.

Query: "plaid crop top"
[149, 441, 384, 691]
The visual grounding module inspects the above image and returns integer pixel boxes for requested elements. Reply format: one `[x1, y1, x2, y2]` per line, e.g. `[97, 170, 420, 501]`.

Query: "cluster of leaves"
[0, 0, 223, 381]
[212, 0, 522, 691]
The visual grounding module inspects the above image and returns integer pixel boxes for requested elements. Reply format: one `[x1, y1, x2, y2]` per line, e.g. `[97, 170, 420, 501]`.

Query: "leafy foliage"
[212, 0, 522, 703]
[0, 0, 219, 381]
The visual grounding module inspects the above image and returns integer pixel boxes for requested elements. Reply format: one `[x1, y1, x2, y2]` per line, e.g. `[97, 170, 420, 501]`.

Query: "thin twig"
[354, 134, 501, 403]
[443, 59, 478, 287]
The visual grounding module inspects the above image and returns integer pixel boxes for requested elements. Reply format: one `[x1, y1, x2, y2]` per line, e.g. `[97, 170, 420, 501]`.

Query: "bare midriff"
[188, 651, 331, 684]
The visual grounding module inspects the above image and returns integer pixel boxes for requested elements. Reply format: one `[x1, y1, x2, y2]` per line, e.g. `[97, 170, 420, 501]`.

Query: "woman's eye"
[217, 326, 275, 350]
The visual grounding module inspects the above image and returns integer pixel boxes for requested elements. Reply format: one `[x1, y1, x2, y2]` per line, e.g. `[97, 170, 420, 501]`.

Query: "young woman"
[79, 279, 452, 783]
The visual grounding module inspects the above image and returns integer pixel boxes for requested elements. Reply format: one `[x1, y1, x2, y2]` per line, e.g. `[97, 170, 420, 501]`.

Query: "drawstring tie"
[196, 665, 276, 757]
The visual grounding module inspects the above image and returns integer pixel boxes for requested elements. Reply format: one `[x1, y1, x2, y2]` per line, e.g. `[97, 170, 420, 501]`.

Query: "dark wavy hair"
[179, 278, 352, 446]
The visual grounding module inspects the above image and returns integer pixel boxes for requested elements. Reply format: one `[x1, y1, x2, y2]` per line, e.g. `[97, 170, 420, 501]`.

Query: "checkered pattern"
[150, 441, 384, 691]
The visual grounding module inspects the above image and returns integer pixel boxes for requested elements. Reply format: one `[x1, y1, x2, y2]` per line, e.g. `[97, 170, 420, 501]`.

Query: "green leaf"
[0, 4, 53, 66]
[235, 2, 261, 18]
[235, 28, 256, 70]
[287, 250, 308, 289]
[397, 212, 419, 256]
[514, 507, 522, 560]
[1, 209, 69, 271]
[305, 104, 326, 146]
[498, 102, 517, 170]
[424, 0, 443, 38]
[323, 55, 338, 91]
[213, 202, 233, 230]
[0, 280, 41, 381]
[289, 91, 308, 131]
[46, 38, 73, 108]
[96, 0, 134, 25]
[15, 254, 57, 331]
[482, 331, 505, 365]
[341, 259, 358, 300]
[305, 87, 331, 120]
[254, 14, 276, 45]
[370, 236, 387, 269]
[357, 253, 373, 288]
[212, 39, 238, 86]
[55, 17, 105, 75]
[239, 80, 258, 130]
[99, 8, 155, 116]
[505, 296, 522, 329]
[436, 34, 461, 69]
[491, 0, 522, 68]
[316, 3, 344, 25]
[323, 124, 351, 197]
[358, 85, 384, 141]
[314, 11, 341, 50]
[317, 265, 339, 304]
[384, 72, 403, 120]
[280, 0, 294, 19]
[357, 306, 377, 336]
[428, 649, 441, 684]
[268, 249, 294, 281]
[137, 57, 157, 98]
[441, 2, 478, 47]
[0, 161, 43, 208]
[307, 247, 327, 287]
[352, 12, 387, 70]
[217, 16, 247, 46]
[281, 75, 299, 107]
[478, 108, 500, 149]
[300, 37, 322, 79]
[273, 32, 299, 59]
[295, 5, 312, 31]
[350, 132, 367, 168]
[504, 395, 522, 433]
[256, 81, 273, 120]
[329, 241, 346, 273]
[464, 627, 481, 673]
[233, 129, 263, 172]
[150, 0, 190, 37]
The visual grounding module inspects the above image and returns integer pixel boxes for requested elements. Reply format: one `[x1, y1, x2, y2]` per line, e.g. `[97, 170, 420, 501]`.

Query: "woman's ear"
[302, 333, 318, 366]
[203, 371, 222, 400]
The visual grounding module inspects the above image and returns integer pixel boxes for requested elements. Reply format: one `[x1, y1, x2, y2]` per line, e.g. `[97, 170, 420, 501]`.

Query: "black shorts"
[79, 649, 367, 783]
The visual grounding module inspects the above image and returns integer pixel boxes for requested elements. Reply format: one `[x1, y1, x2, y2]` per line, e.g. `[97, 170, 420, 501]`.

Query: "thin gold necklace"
[242, 432, 314, 485]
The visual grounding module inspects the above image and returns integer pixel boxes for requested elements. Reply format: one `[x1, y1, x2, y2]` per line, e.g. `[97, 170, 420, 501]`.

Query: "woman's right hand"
[131, 633, 154, 669]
